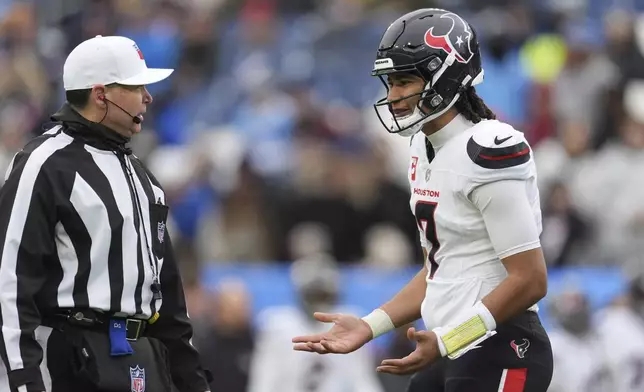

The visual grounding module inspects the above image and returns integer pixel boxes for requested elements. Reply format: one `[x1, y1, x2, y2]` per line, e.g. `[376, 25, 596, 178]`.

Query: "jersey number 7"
[415, 201, 440, 279]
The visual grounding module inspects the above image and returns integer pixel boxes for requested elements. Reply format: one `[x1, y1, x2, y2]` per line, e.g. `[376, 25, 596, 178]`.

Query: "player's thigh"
[406, 359, 445, 392]
[497, 312, 553, 392]
[445, 312, 553, 392]
[445, 364, 553, 392]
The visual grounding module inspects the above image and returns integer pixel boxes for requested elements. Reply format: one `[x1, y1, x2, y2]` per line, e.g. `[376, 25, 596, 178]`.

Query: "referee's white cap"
[63, 35, 174, 91]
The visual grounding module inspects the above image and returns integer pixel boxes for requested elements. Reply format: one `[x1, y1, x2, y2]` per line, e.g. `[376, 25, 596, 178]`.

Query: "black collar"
[50, 103, 132, 155]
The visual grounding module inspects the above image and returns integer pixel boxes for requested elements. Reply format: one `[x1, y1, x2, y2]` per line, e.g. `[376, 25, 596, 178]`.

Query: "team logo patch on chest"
[130, 366, 146, 392]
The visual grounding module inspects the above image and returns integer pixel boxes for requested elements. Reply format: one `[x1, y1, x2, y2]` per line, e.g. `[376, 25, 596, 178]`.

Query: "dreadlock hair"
[454, 86, 496, 124]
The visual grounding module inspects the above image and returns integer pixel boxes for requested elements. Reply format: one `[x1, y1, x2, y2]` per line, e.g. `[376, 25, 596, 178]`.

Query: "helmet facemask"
[374, 75, 434, 137]
[372, 53, 477, 138]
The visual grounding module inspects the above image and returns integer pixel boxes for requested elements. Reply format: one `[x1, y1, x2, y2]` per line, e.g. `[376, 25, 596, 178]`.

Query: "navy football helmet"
[372, 9, 485, 137]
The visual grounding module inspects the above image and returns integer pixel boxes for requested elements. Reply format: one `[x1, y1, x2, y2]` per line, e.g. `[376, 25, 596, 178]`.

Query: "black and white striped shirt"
[0, 104, 209, 391]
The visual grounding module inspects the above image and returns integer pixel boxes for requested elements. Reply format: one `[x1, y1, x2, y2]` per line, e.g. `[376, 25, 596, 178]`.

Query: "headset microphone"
[100, 96, 142, 124]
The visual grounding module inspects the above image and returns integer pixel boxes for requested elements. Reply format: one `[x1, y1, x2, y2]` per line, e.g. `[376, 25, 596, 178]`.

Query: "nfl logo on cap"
[63, 36, 174, 91]
[130, 365, 145, 392]
[133, 43, 144, 60]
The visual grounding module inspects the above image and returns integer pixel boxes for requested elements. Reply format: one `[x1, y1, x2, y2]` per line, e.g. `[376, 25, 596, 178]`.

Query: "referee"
[0, 36, 211, 392]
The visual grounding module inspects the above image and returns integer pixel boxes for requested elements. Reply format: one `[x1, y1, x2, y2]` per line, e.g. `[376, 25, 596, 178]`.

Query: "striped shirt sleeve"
[139, 163, 211, 391]
[0, 141, 59, 392]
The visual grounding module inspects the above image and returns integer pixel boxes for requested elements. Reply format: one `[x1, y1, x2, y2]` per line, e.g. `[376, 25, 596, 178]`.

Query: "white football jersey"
[548, 329, 613, 392]
[596, 306, 644, 392]
[247, 306, 385, 392]
[407, 114, 542, 330]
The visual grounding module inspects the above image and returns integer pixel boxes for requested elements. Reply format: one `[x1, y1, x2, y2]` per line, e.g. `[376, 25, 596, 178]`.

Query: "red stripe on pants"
[502, 368, 527, 392]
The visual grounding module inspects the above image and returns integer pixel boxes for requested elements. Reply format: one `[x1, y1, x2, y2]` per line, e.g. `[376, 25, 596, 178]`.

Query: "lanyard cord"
[115, 151, 162, 301]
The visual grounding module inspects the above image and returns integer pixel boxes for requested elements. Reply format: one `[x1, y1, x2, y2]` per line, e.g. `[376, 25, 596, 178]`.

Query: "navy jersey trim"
[466, 136, 530, 169]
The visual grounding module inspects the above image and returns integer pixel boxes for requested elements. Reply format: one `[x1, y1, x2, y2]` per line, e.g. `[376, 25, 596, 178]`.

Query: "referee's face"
[102, 84, 152, 137]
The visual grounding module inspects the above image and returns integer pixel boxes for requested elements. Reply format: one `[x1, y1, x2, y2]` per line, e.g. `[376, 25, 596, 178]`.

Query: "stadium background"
[1, 0, 644, 390]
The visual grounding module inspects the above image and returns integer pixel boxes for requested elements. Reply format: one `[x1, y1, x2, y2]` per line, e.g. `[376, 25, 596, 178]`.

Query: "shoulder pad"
[466, 122, 530, 169]
[460, 122, 535, 190]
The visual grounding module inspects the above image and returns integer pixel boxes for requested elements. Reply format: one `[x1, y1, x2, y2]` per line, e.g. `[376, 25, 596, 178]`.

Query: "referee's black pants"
[407, 312, 553, 392]
[46, 324, 176, 392]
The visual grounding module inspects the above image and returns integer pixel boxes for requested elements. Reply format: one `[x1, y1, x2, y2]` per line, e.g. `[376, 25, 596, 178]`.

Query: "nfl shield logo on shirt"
[130, 365, 145, 392]
[157, 222, 165, 243]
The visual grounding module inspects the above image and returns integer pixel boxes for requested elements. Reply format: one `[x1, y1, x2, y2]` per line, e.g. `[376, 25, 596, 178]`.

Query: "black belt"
[43, 309, 148, 341]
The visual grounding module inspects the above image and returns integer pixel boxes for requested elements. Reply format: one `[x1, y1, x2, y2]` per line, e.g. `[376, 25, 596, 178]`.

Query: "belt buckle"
[125, 319, 143, 341]
[68, 311, 97, 327]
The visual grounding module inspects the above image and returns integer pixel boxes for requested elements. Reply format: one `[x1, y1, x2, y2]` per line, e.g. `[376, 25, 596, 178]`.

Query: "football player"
[248, 255, 384, 392]
[547, 290, 613, 392]
[292, 8, 553, 392]
[596, 274, 644, 392]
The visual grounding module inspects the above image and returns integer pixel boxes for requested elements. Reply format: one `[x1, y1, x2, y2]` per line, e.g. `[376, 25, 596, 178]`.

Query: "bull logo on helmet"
[423, 12, 475, 64]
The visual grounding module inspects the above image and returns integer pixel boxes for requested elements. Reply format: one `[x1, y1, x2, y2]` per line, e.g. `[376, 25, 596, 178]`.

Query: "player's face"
[386, 73, 426, 118]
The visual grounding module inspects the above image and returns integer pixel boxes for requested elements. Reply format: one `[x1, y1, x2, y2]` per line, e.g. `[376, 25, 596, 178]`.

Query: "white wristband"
[362, 309, 395, 339]
[474, 301, 496, 330]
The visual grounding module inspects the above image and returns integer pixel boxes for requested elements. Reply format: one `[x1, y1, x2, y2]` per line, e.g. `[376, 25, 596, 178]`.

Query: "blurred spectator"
[287, 222, 334, 261]
[192, 279, 255, 392]
[596, 272, 644, 392]
[363, 223, 414, 269]
[582, 80, 644, 264]
[0, 2, 51, 137]
[247, 256, 385, 392]
[198, 158, 281, 262]
[533, 117, 594, 193]
[547, 290, 613, 392]
[540, 182, 590, 267]
[551, 18, 619, 142]
[277, 135, 419, 263]
[474, 7, 532, 129]
[620, 12, 644, 80]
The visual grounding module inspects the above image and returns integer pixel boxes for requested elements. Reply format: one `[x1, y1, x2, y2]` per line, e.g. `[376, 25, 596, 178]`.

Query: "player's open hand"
[292, 312, 373, 355]
[376, 327, 440, 375]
